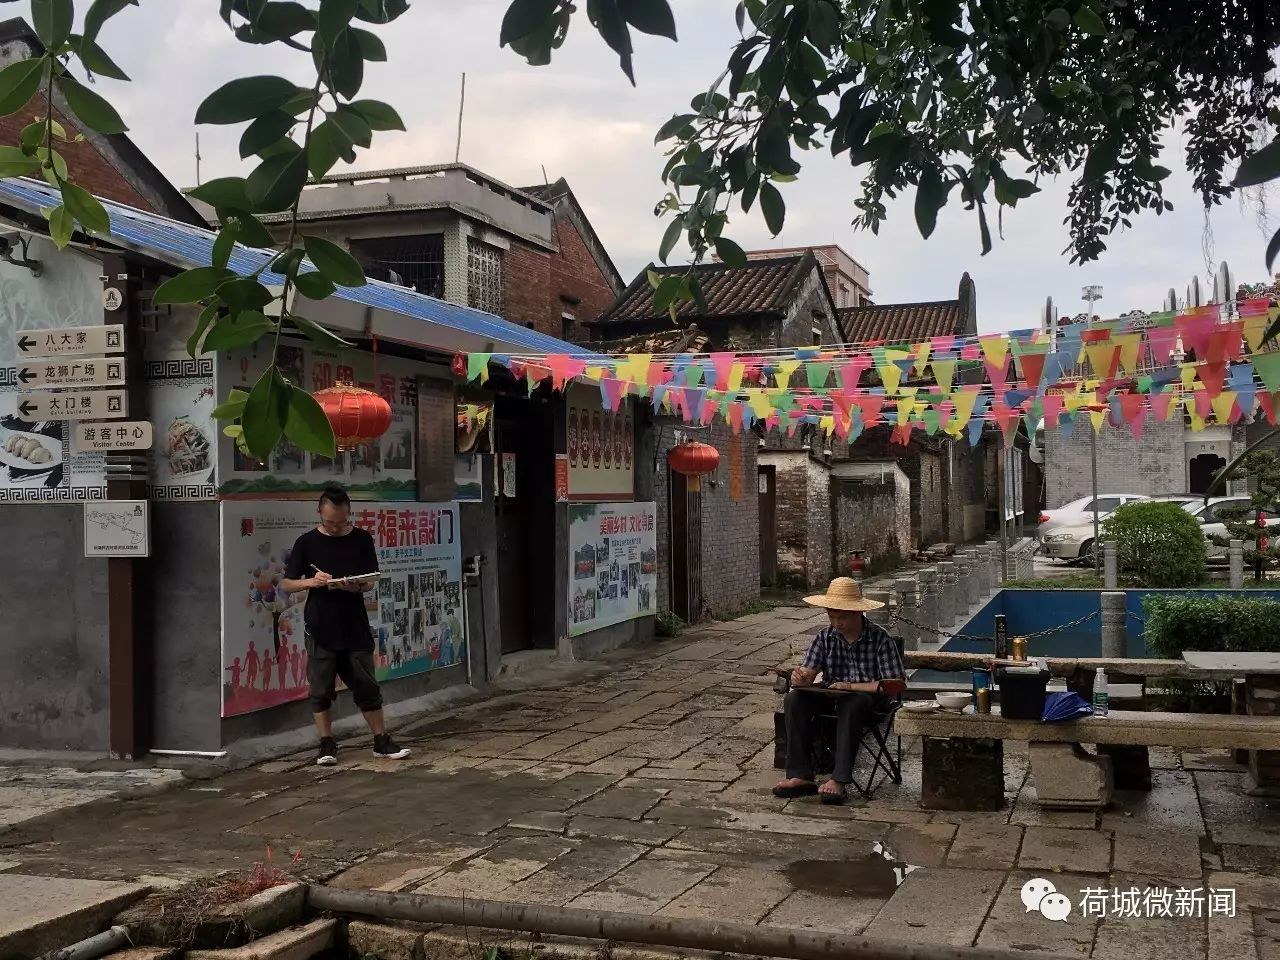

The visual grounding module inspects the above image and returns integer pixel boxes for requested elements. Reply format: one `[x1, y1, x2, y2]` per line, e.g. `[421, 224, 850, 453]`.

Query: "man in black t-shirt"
[283, 486, 410, 766]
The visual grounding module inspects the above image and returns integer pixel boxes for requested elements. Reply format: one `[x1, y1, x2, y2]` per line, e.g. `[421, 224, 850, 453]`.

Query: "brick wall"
[1043, 418, 1186, 507]
[503, 239, 551, 332]
[0, 96, 153, 211]
[834, 472, 912, 577]
[550, 212, 619, 332]
[653, 421, 760, 619]
[760, 450, 833, 590]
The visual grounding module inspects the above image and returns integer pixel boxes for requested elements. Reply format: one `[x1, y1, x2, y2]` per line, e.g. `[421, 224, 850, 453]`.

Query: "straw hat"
[803, 577, 885, 612]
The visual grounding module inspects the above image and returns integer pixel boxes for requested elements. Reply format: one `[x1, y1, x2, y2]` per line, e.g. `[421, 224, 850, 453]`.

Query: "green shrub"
[1101, 501, 1206, 587]
[1143, 594, 1280, 659]
[655, 610, 685, 637]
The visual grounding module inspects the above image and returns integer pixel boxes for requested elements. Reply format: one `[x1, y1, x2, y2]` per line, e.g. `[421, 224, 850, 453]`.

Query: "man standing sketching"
[283, 485, 410, 765]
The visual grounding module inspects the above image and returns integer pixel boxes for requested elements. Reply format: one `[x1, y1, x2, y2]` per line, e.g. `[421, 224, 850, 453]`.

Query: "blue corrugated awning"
[0, 177, 604, 360]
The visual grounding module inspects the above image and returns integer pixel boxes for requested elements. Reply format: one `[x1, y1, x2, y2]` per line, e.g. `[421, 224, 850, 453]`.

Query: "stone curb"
[185, 918, 335, 960]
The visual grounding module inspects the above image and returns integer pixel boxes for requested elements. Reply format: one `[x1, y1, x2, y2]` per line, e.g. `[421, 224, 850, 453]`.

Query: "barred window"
[467, 238, 504, 315]
[349, 234, 444, 298]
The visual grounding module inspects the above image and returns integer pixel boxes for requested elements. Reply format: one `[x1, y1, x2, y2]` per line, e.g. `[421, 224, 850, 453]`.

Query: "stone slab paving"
[3, 603, 1280, 958]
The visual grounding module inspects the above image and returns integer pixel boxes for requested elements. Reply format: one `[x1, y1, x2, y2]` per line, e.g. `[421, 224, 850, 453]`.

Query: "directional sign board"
[73, 421, 153, 453]
[17, 390, 128, 421]
[14, 324, 125, 359]
[16, 357, 126, 389]
[84, 500, 149, 558]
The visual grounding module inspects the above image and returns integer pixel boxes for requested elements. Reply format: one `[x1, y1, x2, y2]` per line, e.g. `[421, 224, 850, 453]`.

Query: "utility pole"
[1082, 284, 1104, 576]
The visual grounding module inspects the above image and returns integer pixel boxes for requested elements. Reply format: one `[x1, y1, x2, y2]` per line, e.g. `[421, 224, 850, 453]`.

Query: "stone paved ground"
[3, 604, 1280, 958]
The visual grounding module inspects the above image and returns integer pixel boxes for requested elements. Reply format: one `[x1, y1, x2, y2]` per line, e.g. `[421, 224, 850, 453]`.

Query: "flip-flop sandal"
[772, 782, 819, 798]
[820, 785, 848, 806]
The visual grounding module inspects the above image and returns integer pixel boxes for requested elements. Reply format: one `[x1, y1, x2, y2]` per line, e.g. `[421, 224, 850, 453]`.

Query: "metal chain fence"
[886, 608, 1099, 644]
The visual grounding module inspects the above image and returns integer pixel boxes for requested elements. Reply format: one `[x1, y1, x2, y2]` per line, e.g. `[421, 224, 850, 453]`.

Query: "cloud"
[92, 3, 1275, 333]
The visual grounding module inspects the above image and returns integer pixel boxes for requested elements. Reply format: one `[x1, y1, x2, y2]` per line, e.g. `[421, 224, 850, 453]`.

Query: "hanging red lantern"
[668, 440, 720, 476]
[313, 381, 393, 452]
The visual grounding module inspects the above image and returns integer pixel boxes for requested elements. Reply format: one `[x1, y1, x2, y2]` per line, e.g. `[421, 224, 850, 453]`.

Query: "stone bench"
[895, 708, 1280, 810]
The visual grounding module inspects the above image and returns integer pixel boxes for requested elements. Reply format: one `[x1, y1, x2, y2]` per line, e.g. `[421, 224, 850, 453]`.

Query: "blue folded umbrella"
[1041, 692, 1095, 723]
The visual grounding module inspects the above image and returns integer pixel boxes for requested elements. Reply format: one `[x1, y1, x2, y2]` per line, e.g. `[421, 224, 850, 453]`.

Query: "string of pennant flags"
[453, 298, 1280, 447]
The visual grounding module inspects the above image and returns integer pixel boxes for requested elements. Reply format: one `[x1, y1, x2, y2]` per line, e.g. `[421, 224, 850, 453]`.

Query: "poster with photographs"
[217, 339, 422, 500]
[566, 382, 633, 500]
[567, 501, 657, 636]
[220, 499, 464, 717]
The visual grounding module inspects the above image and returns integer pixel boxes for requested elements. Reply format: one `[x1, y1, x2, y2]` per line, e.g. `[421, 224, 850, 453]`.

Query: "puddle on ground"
[785, 842, 919, 898]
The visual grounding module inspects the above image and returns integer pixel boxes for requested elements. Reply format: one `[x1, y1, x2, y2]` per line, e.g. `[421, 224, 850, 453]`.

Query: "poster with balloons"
[220, 499, 463, 717]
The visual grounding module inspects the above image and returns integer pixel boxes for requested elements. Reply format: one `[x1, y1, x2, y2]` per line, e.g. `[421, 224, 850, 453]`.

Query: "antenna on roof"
[194, 132, 201, 186]
[454, 72, 466, 163]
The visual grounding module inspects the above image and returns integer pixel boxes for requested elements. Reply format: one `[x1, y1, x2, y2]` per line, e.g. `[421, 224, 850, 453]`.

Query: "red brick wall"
[0, 95, 155, 211]
[502, 210, 619, 339]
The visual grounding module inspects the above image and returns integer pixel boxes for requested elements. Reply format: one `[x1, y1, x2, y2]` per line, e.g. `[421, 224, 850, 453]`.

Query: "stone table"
[1182, 652, 1280, 794]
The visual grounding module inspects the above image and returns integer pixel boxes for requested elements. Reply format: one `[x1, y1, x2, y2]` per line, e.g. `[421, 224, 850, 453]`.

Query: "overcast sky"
[98, 0, 1276, 333]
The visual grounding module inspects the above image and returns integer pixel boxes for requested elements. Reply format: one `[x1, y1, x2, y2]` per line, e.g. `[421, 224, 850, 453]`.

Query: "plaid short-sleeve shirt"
[800, 616, 905, 685]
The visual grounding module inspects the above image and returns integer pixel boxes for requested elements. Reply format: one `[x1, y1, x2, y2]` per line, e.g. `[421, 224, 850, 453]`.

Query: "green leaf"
[289, 313, 350, 349]
[187, 304, 219, 357]
[221, 210, 276, 248]
[619, 0, 676, 40]
[202, 311, 276, 352]
[347, 98, 404, 131]
[73, 36, 130, 81]
[285, 385, 336, 457]
[63, 182, 111, 233]
[19, 120, 45, 153]
[759, 181, 785, 235]
[216, 276, 276, 313]
[242, 366, 292, 459]
[241, 1, 315, 41]
[651, 274, 682, 314]
[318, 0, 359, 43]
[351, 27, 387, 60]
[1046, 7, 1071, 29]
[246, 146, 309, 213]
[1235, 138, 1280, 189]
[1073, 5, 1106, 36]
[295, 270, 337, 300]
[212, 395, 248, 420]
[32, 0, 74, 49]
[189, 177, 252, 210]
[714, 236, 747, 268]
[655, 113, 696, 144]
[84, 0, 139, 43]
[303, 235, 366, 286]
[1267, 225, 1280, 274]
[501, 0, 558, 44]
[56, 75, 128, 134]
[239, 111, 296, 159]
[914, 166, 947, 239]
[330, 106, 373, 148]
[354, 0, 409, 23]
[307, 121, 348, 179]
[195, 76, 301, 125]
[327, 28, 365, 99]
[658, 217, 683, 264]
[154, 266, 236, 305]
[0, 145, 40, 178]
[47, 203, 73, 248]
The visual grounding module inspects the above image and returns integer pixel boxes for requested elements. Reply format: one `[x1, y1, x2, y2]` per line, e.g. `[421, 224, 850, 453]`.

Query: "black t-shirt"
[284, 526, 379, 651]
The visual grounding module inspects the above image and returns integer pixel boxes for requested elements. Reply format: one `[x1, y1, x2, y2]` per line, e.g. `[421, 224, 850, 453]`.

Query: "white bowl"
[937, 692, 972, 711]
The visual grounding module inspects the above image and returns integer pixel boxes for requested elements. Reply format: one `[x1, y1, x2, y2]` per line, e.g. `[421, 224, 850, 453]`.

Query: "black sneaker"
[317, 737, 338, 766]
[373, 734, 410, 760]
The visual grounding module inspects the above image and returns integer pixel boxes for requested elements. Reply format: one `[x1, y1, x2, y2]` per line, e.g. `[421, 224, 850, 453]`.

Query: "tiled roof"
[597, 255, 811, 324]
[837, 300, 964, 345]
[594, 325, 712, 355]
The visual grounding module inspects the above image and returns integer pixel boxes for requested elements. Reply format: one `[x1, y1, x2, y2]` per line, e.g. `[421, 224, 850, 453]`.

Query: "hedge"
[1143, 594, 1280, 659]
[1101, 501, 1206, 588]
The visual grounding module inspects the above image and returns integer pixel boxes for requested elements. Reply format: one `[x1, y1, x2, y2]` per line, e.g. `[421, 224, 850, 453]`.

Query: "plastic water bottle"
[1093, 667, 1109, 716]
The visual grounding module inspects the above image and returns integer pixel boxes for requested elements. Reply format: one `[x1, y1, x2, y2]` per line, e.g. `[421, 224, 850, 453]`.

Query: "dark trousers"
[785, 688, 884, 783]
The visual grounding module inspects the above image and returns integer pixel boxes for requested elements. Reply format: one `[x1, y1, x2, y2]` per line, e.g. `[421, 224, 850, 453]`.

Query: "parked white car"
[1040, 517, 1111, 563]
[1037, 494, 1150, 535]
[1181, 497, 1280, 559]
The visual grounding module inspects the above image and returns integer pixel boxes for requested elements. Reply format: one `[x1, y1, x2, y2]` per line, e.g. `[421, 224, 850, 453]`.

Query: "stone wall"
[833, 469, 912, 577]
[760, 450, 832, 591]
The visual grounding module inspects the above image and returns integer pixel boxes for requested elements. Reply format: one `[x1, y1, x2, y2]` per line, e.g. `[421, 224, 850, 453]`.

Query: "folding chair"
[771, 636, 906, 800]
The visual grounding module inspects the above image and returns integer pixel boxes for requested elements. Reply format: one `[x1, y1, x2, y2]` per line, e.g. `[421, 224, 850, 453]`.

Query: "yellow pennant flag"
[931, 359, 957, 393]
[727, 362, 746, 392]
[1062, 386, 1089, 413]
[819, 415, 835, 436]
[1114, 333, 1143, 375]
[950, 390, 979, 431]
[1083, 343, 1118, 379]
[773, 359, 801, 388]
[879, 349, 911, 394]
[1089, 406, 1107, 433]
[1211, 390, 1238, 424]
[1183, 394, 1205, 432]
[980, 335, 1009, 368]
[1244, 315, 1269, 353]
[1180, 363, 1198, 390]
[616, 353, 651, 387]
[896, 399, 921, 427]
[913, 341, 932, 376]
[746, 389, 772, 421]
[584, 366, 605, 382]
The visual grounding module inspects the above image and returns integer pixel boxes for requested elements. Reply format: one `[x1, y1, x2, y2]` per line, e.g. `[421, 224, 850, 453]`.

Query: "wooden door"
[759, 466, 777, 587]
[669, 470, 703, 623]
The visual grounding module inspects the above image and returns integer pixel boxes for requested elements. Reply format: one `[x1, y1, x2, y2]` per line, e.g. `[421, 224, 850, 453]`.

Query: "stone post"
[866, 590, 893, 629]
[937, 560, 958, 627]
[1100, 591, 1127, 659]
[963, 549, 983, 605]
[981, 542, 998, 590]
[893, 577, 920, 650]
[1103, 542, 1118, 590]
[1230, 540, 1245, 589]
[917, 567, 939, 639]
[1246, 677, 1280, 796]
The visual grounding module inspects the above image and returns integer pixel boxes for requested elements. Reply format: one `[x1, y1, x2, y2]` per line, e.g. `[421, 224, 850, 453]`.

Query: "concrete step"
[185, 919, 336, 960]
[0, 874, 149, 959]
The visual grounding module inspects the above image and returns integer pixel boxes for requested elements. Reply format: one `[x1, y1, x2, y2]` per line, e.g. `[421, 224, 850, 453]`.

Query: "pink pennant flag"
[728, 403, 746, 434]
[1041, 392, 1065, 427]
[961, 342, 981, 361]
[602, 378, 627, 411]
[837, 355, 871, 390]
[890, 423, 912, 446]
[1198, 361, 1228, 398]
[698, 396, 718, 425]
[1145, 324, 1179, 364]
[856, 395, 885, 427]
[710, 353, 736, 391]
[1118, 393, 1147, 440]
[929, 335, 957, 355]
[1177, 313, 1216, 357]
[1258, 391, 1279, 426]
[1194, 390, 1213, 420]
[985, 356, 1010, 395]
[544, 354, 587, 391]
[1150, 388, 1179, 422]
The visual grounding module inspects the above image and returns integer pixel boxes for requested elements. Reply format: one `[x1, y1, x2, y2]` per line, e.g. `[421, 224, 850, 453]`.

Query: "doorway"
[494, 395, 555, 653]
[758, 466, 777, 587]
[669, 469, 703, 623]
[1189, 453, 1226, 495]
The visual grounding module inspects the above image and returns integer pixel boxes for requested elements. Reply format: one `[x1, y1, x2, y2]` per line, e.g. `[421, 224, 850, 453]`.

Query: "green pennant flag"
[1137, 375, 1153, 394]
[806, 361, 832, 390]
[1255, 353, 1280, 393]
[920, 405, 941, 435]
[467, 352, 491, 382]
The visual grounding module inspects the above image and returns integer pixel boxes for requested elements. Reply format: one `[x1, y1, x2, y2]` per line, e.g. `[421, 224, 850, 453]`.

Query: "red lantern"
[668, 440, 720, 476]
[313, 381, 393, 452]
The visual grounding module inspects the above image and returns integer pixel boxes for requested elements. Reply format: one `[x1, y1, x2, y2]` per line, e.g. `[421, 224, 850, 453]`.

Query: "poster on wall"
[567, 501, 657, 637]
[217, 340, 422, 500]
[0, 247, 216, 502]
[220, 499, 464, 717]
[454, 454, 482, 502]
[566, 382, 633, 500]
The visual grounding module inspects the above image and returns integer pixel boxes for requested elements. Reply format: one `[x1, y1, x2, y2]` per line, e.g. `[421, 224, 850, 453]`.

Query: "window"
[467, 238, 504, 314]
[349, 234, 444, 297]
[1084, 497, 1121, 514]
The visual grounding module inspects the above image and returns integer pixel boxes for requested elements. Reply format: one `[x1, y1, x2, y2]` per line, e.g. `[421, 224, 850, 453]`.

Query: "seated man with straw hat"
[773, 577, 906, 805]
